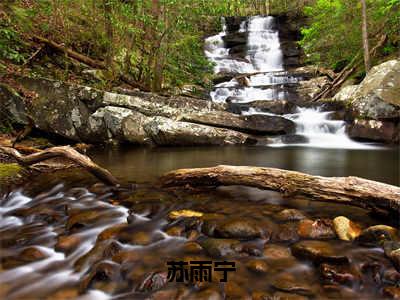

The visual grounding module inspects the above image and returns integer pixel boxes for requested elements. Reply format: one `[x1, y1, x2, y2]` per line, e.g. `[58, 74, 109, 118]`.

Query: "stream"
[0, 15, 399, 300]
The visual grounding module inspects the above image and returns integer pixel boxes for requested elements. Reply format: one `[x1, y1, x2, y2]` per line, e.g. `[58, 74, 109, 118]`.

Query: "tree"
[361, 0, 371, 72]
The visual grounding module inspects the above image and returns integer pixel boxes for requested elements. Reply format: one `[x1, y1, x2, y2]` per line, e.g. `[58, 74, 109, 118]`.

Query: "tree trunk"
[361, 0, 371, 72]
[160, 165, 400, 215]
[103, 0, 114, 71]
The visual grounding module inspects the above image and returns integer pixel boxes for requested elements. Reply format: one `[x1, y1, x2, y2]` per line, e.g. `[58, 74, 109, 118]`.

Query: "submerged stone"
[333, 216, 362, 241]
[291, 240, 349, 264]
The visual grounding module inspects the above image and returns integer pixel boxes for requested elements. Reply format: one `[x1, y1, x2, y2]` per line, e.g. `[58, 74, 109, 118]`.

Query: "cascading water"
[205, 16, 379, 149]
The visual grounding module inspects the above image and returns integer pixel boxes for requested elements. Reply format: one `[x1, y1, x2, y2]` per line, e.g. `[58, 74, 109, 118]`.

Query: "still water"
[89, 145, 399, 186]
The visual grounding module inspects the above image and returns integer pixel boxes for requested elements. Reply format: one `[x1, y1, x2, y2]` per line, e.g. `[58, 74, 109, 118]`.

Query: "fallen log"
[32, 35, 106, 69]
[0, 146, 119, 186]
[160, 165, 400, 214]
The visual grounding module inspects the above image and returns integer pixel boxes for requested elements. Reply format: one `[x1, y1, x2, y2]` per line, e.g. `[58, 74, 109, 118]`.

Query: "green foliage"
[300, 0, 400, 69]
[0, 24, 26, 63]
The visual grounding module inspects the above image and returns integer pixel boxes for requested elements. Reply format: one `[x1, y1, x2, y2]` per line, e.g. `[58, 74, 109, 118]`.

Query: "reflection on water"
[89, 145, 399, 185]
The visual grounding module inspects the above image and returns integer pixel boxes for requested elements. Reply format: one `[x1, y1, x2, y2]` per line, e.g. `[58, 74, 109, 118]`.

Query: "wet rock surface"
[0, 180, 399, 300]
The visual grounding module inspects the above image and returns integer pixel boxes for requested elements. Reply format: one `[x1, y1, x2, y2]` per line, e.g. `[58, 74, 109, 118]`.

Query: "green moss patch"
[0, 163, 23, 182]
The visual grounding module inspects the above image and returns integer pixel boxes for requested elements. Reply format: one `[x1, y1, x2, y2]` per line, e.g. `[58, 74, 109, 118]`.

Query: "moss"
[0, 163, 22, 180]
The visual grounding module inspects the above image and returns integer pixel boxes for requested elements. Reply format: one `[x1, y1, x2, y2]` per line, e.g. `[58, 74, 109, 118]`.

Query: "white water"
[205, 16, 379, 149]
[284, 107, 380, 149]
[0, 186, 129, 299]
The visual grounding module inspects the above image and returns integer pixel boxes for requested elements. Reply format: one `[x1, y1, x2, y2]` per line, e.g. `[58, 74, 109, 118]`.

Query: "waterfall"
[284, 107, 378, 149]
[205, 16, 379, 149]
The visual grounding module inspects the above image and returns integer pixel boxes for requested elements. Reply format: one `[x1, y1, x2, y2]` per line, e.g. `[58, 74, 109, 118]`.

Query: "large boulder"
[143, 117, 255, 146]
[2, 76, 285, 146]
[346, 119, 399, 143]
[182, 111, 296, 135]
[335, 59, 400, 121]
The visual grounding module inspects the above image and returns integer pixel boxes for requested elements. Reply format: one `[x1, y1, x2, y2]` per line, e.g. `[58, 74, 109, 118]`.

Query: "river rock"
[271, 273, 314, 296]
[80, 261, 122, 293]
[356, 225, 398, 246]
[214, 218, 264, 240]
[275, 209, 307, 222]
[224, 281, 251, 300]
[263, 244, 293, 260]
[347, 119, 399, 143]
[291, 240, 349, 264]
[272, 222, 299, 243]
[297, 219, 336, 239]
[246, 259, 269, 273]
[55, 235, 81, 253]
[136, 272, 168, 292]
[200, 238, 240, 257]
[332, 216, 362, 241]
[384, 241, 400, 272]
[319, 263, 360, 286]
[280, 134, 309, 144]
[382, 286, 400, 299]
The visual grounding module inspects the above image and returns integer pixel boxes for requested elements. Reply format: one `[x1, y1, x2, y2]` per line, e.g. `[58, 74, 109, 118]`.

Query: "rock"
[280, 134, 309, 144]
[272, 223, 299, 243]
[246, 259, 269, 273]
[200, 238, 240, 257]
[182, 111, 296, 135]
[55, 235, 81, 253]
[165, 226, 184, 237]
[240, 100, 297, 115]
[347, 119, 399, 143]
[332, 216, 362, 241]
[383, 268, 400, 285]
[297, 219, 336, 239]
[263, 244, 293, 260]
[0, 83, 28, 126]
[335, 59, 400, 122]
[224, 281, 251, 299]
[143, 116, 255, 146]
[291, 240, 349, 264]
[296, 76, 330, 102]
[356, 225, 398, 246]
[384, 241, 400, 272]
[319, 263, 360, 286]
[271, 273, 314, 296]
[2, 246, 49, 269]
[121, 111, 153, 144]
[82, 69, 105, 81]
[383, 286, 400, 299]
[183, 242, 203, 254]
[80, 261, 122, 293]
[272, 292, 308, 300]
[4, 76, 268, 146]
[353, 59, 400, 112]
[136, 272, 168, 292]
[333, 85, 359, 103]
[222, 32, 247, 48]
[168, 210, 204, 220]
[275, 209, 307, 222]
[214, 218, 264, 240]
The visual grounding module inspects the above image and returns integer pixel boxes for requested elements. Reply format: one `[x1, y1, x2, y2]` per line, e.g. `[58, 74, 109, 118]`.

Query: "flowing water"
[205, 16, 381, 150]
[0, 15, 399, 300]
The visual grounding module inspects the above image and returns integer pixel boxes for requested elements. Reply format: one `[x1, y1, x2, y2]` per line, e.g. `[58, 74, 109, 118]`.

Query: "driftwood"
[160, 165, 400, 214]
[0, 146, 119, 186]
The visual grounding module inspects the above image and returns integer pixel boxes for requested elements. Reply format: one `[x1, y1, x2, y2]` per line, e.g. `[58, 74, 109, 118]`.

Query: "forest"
[0, 1, 399, 299]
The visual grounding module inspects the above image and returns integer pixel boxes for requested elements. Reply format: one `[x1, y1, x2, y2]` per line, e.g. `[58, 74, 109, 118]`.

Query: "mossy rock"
[0, 163, 24, 188]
